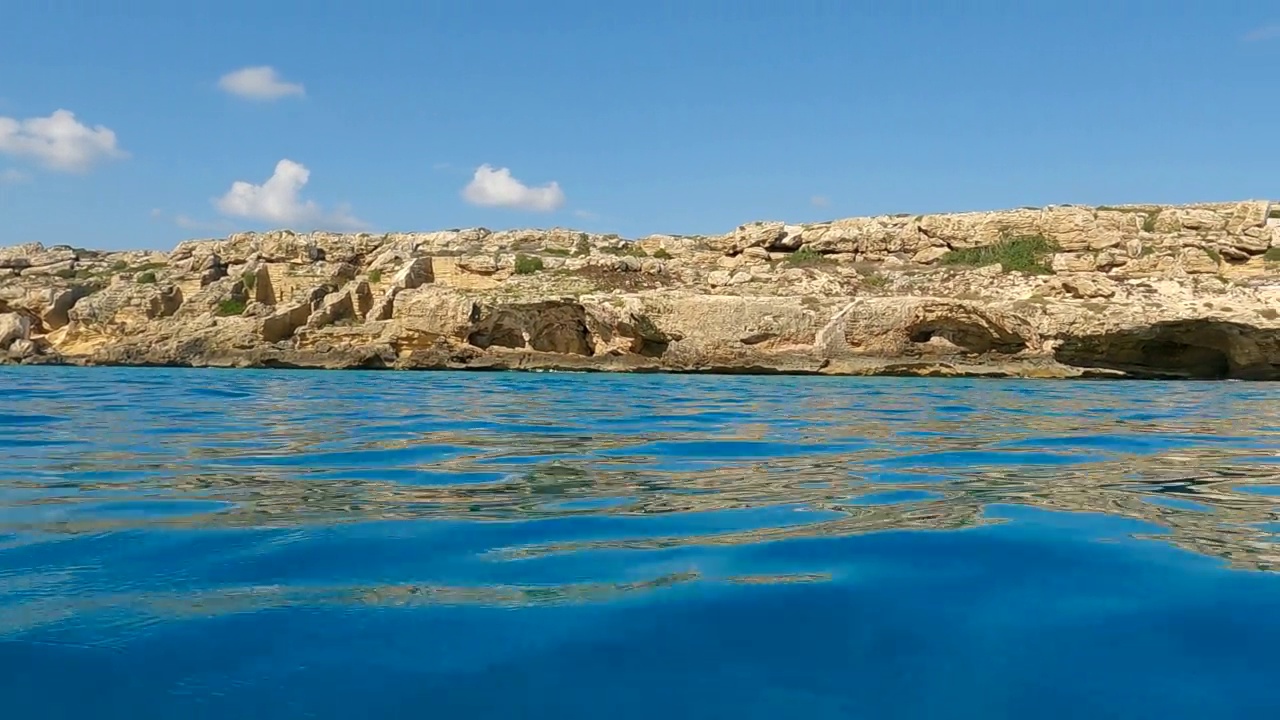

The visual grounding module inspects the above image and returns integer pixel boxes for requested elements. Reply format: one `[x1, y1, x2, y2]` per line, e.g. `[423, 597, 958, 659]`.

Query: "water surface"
[2, 367, 1279, 718]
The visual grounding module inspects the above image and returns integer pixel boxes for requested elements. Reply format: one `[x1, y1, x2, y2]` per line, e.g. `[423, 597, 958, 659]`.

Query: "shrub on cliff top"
[784, 246, 828, 266]
[940, 234, 1059, 275]
[514, 254, 544, 274]
[653, 248, 673, 260]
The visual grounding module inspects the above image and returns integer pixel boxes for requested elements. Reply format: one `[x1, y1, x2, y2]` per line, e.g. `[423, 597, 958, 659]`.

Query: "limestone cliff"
[3, 200, 1280, 379]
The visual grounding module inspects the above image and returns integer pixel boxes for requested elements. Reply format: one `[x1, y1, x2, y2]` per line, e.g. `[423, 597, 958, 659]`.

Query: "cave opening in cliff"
[1053, 320, 1278, 380]
[467, 322, 525, 350]
[906, 320, 1027, 355]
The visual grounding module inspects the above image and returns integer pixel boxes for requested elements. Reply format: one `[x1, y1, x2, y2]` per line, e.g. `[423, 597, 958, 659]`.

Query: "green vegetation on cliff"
[216, 299, 247, 316]
[940, 235, 1059, 274]
[514, 254, 544, 274]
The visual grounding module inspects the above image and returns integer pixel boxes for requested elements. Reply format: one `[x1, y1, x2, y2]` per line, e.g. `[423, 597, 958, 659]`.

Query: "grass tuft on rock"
[600, 243, 648, 258]
[1264, 247, 1280, 263]
[514, 254, 544, 275]
[136, 271, 157, 284]
[860, 272, 889, 288]
[784, 246, 828, 266]
[216, 298, 246, 316]
[940, 234, 1059, 274]
[652, 248, 673, 260]
[367, 269, 382, 283]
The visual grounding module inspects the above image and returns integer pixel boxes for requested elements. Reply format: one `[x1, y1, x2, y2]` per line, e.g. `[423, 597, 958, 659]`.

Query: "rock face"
[3, 200, 1280, 379]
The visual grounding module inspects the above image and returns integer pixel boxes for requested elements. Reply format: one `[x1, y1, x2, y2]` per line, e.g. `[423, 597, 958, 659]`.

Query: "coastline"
[4, 199, 1280, 380]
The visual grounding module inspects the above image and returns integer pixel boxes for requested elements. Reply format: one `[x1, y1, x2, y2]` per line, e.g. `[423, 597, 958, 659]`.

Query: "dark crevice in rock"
[638, 338, 669, 358]
[468, 317, 526, 350]
[467, 302, 596, 356]
[906, 320, 1027, 355]
[1054, 320, 1280, 380]
[740, 332, 777, 345]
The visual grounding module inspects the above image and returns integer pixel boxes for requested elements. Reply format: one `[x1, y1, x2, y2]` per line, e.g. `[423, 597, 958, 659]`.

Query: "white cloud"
[217, 66, 305, 100]
[462, 164, 565, 212]
[1244, 24, 1280, 42]
[149, 208, 230, 232]
[1, 168, 29, 184]
[810, 195, 830, 208]
[0, 109, 126, 173]
[573, 209, 598, 220]
[214, 159, 364, 229]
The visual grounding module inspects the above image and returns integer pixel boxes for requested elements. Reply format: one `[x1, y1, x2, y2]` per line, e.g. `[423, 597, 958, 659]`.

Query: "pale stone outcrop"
[0, 312, 31, 348]
[3, 199, 1279, 378]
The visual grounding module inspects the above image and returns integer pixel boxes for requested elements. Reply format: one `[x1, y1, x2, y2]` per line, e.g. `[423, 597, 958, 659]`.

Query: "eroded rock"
[4, 198, 1280, 377]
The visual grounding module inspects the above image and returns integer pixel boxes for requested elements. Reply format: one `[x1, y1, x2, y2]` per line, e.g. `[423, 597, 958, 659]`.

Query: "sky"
[1, 1, 1278, 250]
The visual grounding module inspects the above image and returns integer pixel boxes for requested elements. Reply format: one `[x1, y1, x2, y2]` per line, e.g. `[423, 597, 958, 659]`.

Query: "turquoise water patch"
[0, 368, 1277, 719]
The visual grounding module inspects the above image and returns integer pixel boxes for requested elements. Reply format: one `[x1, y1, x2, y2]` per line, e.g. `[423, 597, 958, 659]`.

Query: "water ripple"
[2, 367, 1280, 717]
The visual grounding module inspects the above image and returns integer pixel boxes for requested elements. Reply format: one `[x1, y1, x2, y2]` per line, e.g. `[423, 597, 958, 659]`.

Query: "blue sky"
[1, 2, 1277, 250]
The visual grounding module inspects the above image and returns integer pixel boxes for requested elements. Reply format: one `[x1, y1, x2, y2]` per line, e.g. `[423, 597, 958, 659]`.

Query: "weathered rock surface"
[3, 200, 1280, 379]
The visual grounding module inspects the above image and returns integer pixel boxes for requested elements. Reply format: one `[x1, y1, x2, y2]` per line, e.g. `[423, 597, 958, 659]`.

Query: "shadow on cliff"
[1054, 320, 1280, 380]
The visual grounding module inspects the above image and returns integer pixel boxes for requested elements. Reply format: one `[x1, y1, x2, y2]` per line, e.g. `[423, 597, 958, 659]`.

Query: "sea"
[1, 366, 1278, 718]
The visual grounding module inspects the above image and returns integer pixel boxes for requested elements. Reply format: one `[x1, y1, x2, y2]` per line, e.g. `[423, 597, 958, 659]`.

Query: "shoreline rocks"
[3, 199, 1280, 379]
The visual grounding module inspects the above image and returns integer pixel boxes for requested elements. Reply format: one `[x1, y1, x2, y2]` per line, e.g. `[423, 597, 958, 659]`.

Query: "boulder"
[0, 312, 31, 347]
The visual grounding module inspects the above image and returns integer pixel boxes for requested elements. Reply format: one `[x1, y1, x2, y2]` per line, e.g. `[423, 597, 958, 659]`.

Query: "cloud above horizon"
[810, 195, 830, 208]
[214, 159, 363, 229]
[462, 164, 565, 212]
[1, 168, 29, 184]
[1243, 24, 1280, 42]
[218, 66, 306, 100]
[0, 109, 126, 173]
[150, 208, 235, 233]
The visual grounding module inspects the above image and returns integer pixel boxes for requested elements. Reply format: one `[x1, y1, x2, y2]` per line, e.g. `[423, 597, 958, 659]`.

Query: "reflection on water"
[1, 367, 1279, 718]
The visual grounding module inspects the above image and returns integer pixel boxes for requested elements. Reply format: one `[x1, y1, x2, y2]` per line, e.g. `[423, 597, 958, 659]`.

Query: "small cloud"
[0, 109, 127, 173]
[1243, 24, 1280, 42]
[149, 208, 231, 232]
[217, 66, 305, 100]
[462, 164, 565, 212]
[432, 162, 452, 171]
[573, 209, 599, 220]
[810, 195, 830, 208]
[214, 158, 364, 229]
[0, 168, 29, 184]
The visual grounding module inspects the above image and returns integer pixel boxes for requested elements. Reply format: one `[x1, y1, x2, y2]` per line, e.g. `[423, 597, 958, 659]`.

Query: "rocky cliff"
[3, 200, 1280, 379]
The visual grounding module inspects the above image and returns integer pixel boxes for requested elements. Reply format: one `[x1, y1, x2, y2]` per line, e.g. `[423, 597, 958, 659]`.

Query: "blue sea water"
[2, 367, 1280, 719]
